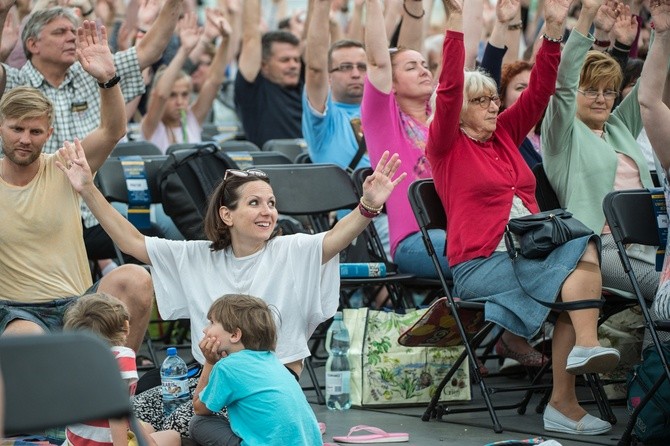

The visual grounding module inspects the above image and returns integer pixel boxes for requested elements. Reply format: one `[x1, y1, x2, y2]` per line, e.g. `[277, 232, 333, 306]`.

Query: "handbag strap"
[510, 257, 604, 311]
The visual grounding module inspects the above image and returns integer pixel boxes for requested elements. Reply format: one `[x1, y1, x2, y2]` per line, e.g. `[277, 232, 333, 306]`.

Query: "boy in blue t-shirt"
[190, 294, 322, 446]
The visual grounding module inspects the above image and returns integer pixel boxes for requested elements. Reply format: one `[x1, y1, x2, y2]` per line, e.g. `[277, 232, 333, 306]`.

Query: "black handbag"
[504, 209, 594, 259]
[504, 209, 603, 311]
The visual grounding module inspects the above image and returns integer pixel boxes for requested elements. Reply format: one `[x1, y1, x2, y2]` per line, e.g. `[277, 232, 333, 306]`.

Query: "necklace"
[229, 247, 265, 295]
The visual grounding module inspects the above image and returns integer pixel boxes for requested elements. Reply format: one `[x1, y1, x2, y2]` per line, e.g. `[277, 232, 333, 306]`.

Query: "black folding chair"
[220, 139, 261, 153]
[111, 141, 162, 157]
[259, 164, 417, 403]
[602, 189, 670, 446]
[408, 179, 617, 432]
[0, 332, 149, 446]
[261, 138, 308, 162]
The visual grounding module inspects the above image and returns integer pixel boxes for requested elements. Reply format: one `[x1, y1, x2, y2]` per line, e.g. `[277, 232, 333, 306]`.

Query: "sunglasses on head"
[223, 168, 268, 182]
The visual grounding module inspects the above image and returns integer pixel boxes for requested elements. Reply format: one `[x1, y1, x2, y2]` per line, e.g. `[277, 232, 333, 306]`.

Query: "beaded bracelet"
[358, 203, 380, 219]
[507, 21, 523, 31]
[402, 1, 425, 19]
[360, 197, 383, 213]
[542, 33, 563, 43]
[593, 39, 611, 48]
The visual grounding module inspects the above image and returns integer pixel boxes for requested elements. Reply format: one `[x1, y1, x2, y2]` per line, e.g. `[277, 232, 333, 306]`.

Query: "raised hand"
[612, 3, 638, 44]
[442, 0, 464, 15]
[496, 0, 521, 23]
[76, 21, 116, 83]
[56, 139, 93, 193]
[543, 0, 573, 26]
[0, 9, 19, 59]
[650, 0, 670, 33]
[361, 151, 407, 209]
[593, 0, 619, 33]
[137, 0, 160, 30]
[177, 12, 202, 53]
[581, 0, 607, 13]
[203, 7, 226, 41]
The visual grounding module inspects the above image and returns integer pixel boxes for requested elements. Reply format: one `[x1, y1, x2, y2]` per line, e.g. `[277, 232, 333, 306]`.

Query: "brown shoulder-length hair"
[204, 175, 281, 252]
[579, 50, 623, 91]
[207, 294, 278, 351]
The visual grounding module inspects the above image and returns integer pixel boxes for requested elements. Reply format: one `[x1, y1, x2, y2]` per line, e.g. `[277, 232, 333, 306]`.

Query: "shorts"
[0, 281, 100, 333]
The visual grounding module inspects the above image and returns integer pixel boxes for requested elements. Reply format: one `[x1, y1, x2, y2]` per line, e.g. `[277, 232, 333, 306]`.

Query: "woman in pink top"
[427, 0, 619, 436]
[361, 0, 450, 281]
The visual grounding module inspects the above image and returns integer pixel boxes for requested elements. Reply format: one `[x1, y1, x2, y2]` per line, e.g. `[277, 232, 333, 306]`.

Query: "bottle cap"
[166, 347, 177, 356]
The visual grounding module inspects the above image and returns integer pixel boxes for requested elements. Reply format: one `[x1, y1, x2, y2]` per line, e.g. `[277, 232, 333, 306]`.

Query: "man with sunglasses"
[302, 0, 368, 171]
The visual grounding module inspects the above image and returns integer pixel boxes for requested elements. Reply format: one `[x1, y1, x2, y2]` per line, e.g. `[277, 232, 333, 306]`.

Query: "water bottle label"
[326, 371, 350, 395]
[162, 376, 189, 399]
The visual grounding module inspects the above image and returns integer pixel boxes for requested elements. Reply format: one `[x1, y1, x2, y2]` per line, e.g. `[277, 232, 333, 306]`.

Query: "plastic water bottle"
[160, 347, 189, 417]
[325, 312, 352, 410]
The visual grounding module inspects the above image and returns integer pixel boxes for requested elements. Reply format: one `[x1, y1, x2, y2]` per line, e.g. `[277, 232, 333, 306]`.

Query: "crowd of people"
[1, 0, 670, 443]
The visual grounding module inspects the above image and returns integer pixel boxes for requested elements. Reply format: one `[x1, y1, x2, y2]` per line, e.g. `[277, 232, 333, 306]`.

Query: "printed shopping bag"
[343, 307, 471, 407]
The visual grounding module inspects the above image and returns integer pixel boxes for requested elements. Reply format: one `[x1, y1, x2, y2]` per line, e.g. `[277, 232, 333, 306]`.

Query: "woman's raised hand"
[177, 12, 202, 53]
[650, 0, 670, 33]
[496, 0, 521, 24]
[442, 0, 463, 15]
[56, 139, 93, 194]
[543, 0, 573, 26]
[361, 151, 407, 209]
[612, 3, 638, 45]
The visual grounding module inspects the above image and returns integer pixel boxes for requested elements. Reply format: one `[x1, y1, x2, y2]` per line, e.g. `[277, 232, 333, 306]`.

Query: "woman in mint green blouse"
[541, 4, 658, 302]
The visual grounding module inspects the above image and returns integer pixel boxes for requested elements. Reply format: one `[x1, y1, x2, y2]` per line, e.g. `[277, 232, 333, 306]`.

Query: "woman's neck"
[396, 96, 429, 124]
[461, 126, 492, 143]
[231, 240, 266, 258]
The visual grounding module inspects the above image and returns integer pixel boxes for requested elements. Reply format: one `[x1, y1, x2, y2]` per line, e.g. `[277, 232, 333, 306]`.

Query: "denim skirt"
[452, 235, 595, 339]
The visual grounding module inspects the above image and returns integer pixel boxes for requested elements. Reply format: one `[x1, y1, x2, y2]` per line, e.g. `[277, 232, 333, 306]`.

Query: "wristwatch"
[98, 73, 121, 89]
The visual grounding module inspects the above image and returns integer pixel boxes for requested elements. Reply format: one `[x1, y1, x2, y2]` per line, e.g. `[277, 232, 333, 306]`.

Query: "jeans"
[394, 230, 452, 280]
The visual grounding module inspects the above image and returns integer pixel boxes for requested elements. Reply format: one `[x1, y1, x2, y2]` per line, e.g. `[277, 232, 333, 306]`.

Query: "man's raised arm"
[78, 21, 126, 173]
[237, 0, 262, 82]
[304, 0, 331, 113]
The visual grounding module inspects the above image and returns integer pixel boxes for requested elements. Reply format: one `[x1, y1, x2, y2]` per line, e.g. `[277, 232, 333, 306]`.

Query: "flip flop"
[333, 425, 409, 444]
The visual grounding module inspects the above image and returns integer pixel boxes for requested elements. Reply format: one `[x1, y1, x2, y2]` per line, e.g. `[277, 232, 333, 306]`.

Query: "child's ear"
[123, 320, 130, 335]
[230, 328, 243, 343]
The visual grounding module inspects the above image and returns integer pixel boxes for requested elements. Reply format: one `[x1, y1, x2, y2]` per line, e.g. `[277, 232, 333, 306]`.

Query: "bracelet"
[542, 33, 563, 43]
[98, 73, 121, 89]
[358, 202, 381, 219]
[360, 197, 383, 214]
[507, 21, 523, 31]
[402, 1, 425, 19]
[613, 40, 632, 52]
[593, 39, 611, 47]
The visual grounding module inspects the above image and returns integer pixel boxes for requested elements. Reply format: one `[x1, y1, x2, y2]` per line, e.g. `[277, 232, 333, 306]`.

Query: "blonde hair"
[461, 70, 498, 112]
[63, 293, 130, 346]
[579, 50, 623, 91]
[0, 86, 54, 126]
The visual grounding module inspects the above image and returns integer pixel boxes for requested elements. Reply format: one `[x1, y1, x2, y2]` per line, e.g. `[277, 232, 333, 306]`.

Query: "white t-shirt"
[146, 233, 340, 364]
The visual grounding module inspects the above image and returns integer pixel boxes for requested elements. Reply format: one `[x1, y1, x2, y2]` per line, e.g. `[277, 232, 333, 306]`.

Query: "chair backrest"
[0, 332, 132, 435]
[261, 138, 308, 162]
[532, 163, 562, 211]
[408, 178, 446, 231]
[111, 141, 162, 157]
[603, 189, 661, 247]
[220, 139, 261, 153]
[250, 151, 294, 165]
[166, 141, 218, 155]
[294, 152, 312, 164]
[96, 155, 168, 204]
[261, 164, 358, 233]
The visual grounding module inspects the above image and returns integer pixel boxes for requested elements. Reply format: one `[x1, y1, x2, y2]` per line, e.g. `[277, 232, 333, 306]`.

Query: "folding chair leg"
[304, 358, 326, 405]
[422, 347, 468, 422]
[584, 373, 617, 424]
[618, 373, 667, 446]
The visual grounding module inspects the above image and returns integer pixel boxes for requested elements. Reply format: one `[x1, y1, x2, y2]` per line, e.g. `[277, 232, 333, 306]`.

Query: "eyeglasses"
[469, 95, 501, 109]
[329, 62, 368, 73]
[578, 89, 618, 100]
[223, 168, 268, 182]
